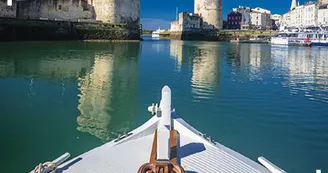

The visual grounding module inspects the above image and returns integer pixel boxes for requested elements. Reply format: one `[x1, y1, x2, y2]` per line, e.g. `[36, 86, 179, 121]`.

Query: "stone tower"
[194, 0, 223, 29]
[92, 0, 140, 24]
[319, 0, 328, 5]
[290, 0, 297, 10]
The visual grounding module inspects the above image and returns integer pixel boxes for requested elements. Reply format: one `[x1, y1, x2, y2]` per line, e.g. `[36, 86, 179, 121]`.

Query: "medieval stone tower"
[194, 0, 223, 29]
[0, 0, 140, 24]
[319, 0, 328, 5]
[93, 0, 140, 24]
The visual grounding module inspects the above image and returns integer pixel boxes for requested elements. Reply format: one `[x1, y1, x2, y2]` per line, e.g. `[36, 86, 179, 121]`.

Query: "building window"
[58, 5, 62, 10]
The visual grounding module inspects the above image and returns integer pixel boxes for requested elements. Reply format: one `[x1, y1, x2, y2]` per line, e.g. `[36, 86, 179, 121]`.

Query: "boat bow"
[31, 86, 287, 173]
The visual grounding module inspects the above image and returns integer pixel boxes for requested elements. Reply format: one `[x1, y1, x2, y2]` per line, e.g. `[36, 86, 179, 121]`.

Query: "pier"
[159, 30, 277, 41]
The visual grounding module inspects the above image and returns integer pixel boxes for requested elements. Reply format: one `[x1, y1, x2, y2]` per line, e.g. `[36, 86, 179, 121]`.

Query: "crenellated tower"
[194, 0, 223, 29]
[319, 0, 328, 5]
[93, 0, 140, 24]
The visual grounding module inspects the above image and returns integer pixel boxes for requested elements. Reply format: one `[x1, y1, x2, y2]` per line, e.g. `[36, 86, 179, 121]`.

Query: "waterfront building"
[170, 12, 215, 31]
[250, 7, 271, 30]
[227, 11, 242, 29]
[233, 6, 251, 30]
[227, 6, 278, 30]
[170, 12, 201, 31]
[303, 2, 317, 26]
[280, 12, 291, 30]
[280, 0, 328, 30]
[290, 5, 305, 27]
[318, 5, 328, 26]
[271, 14, 282, 29]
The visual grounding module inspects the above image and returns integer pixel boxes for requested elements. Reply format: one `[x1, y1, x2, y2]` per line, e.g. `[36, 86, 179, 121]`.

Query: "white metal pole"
[7, 0, 12, 6]
[157, 86, 172, 161]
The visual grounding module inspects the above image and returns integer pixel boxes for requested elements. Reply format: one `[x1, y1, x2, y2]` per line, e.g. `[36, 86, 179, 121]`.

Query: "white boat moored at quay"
[270, 33, 311, 46]
[152, 28, 165, 38]
[31, 86, 287, 173]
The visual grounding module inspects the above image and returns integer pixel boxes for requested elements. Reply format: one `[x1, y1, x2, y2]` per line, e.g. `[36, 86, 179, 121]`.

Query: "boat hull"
[311, 41, 328, 46]
[271, 37, 289, 45]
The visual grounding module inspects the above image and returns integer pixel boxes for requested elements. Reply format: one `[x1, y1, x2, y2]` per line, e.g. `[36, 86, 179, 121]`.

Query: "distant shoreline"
[141, 34, 152, 36]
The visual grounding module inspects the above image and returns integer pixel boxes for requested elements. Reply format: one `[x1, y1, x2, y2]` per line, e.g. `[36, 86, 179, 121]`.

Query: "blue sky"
[140, 0, 307, 30]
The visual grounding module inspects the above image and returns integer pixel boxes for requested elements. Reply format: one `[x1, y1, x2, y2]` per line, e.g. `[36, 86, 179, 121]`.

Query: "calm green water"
[1, 39, 328, 173]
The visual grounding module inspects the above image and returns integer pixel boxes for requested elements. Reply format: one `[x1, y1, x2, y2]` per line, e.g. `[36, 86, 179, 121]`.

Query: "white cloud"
[141, 18, 171, 30]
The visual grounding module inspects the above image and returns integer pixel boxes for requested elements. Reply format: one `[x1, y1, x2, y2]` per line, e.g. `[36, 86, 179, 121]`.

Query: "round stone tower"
[319, 0, 328, 5]
[93, 0, 140, 24]
[194, 0, 223, 29]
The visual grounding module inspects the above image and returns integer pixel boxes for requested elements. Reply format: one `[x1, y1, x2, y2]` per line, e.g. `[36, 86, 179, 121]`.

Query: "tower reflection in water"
[77, 43, 140, 142]
[170, 41, 221, 101]
[0, 42, 140, 142]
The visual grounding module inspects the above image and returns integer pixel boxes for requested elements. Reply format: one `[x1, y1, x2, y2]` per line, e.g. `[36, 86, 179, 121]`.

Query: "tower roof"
[290, 0, 297, 10]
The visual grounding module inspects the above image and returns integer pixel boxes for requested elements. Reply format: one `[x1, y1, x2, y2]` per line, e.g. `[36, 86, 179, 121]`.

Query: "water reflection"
[151, 41, 168, 53]
[271, 46, 328, 102]
[77, 43, 140, 141]
[0, 46, 94, 80]
[227, 44, 271, 81]
[170, 40, 183, 72]
[191, 43, 221, 100]
[227, 43, 328, 102]
[170, 41, 221, 101]
[0, 42, 140, 141]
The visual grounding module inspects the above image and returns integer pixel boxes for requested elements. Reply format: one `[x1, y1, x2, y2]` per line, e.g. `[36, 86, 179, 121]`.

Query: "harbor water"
[0, 38, 328, 173]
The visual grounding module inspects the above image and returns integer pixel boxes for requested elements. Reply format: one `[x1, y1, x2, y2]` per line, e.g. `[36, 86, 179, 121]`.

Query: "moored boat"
[307, 32, 328, 46]
[152, 28, 165, 38]
[270, 33, 310, 46]
[31, 86, 287, 173]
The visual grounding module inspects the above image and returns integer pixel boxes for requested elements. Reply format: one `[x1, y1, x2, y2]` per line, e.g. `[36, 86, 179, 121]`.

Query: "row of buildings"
[226, 6, 280, 30]
[280, 0, 328, 30]
[226, 0, 328, 31]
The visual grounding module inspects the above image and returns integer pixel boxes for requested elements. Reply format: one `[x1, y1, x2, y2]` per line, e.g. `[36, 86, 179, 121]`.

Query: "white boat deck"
[57, 115, 271, 173]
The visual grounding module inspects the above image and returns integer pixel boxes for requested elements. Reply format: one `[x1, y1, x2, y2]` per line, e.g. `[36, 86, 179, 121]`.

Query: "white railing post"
[7, 0, 12, 6]
[156, 86, 172, 161]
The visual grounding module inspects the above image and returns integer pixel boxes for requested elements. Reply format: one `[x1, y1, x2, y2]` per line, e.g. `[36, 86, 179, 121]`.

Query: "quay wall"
[161, 30, 278, 41]
[0, 18, 140, 41]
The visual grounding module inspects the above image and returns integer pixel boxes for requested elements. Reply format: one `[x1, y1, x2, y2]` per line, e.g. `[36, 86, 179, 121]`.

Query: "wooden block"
[150, 130, 157, 163]
[170, 130, 178, 164]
